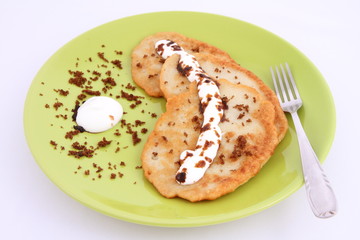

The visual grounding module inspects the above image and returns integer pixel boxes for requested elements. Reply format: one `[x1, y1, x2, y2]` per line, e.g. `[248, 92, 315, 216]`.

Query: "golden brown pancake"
[159, 53, 288, 142]
[142, 79, 279, 202]
[131, 32, 235, 97]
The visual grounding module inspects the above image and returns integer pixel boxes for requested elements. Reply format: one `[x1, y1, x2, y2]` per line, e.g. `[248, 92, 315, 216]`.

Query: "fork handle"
[290, 112, 337, 218]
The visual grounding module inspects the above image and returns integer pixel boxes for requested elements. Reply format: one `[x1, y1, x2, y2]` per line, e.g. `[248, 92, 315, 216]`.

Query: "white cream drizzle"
[155, 40, 224, 185]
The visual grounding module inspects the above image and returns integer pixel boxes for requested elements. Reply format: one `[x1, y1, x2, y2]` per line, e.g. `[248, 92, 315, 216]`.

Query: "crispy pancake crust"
[131, 32, 235, 97]
[160, 53, 288, 141]
[142, 79, 279, 202]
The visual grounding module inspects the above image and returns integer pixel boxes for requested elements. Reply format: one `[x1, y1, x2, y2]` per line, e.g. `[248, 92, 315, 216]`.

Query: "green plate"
[24, 11, 336, 227]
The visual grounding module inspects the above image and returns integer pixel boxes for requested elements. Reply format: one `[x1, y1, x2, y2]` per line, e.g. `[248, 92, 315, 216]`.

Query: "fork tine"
[270, 67, 282, 101]
[280, 64, 294, 101]
[275, 66, 288, 102]
[285, 63, 301, 100]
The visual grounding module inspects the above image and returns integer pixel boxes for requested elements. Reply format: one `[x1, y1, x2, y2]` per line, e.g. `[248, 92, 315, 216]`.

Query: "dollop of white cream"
[155, 40, 224, 185]
[76, 96, 123, 133]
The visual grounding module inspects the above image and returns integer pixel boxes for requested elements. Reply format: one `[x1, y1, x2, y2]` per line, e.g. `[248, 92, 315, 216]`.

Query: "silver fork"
[270, 63, 337, 218]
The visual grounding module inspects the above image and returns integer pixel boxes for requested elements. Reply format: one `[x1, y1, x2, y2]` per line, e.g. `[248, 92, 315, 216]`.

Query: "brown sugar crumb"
[71, 141, 86, 150]
[92, 70, 101, 77]
[119, 161, 126, 166]
[125, 83, 136, 91]
[141, 128, 148, 134]
[135, 120, 145, 127]
[191, 47, 200, 53]
[135, 165, 142, 169]
[191, 115, 202, 131]
[77, 93, 87, 100]
[246, 118, 252, 123]
[136, 62, 142, 68]
[68, 70, 87, 87]
[108, 162, 113, 170]
[50, 140, 57, 149]
[120, 91, 143, 109]
[65, 130, 80, 140]
[53, 101, 63, 110]
[201, 123, 211, 133]
[233, 104, 249, 113]
[237, 113, 245, 119]
[55, 114, 68, 120]
[97, 137, 112, 148]
[218, 153, 225, 165]
[45, 104, 50, 109]
[68, 144, 94, 158]
[221, 115, 229, 123]
[68, 148, 93, 158]
[54, 89, 69, 96]
[105, 70, 112, 76]
[151, 113, 157, 118]
[230, 135, 252, 159]
[82, 89, 101, 96]
[102, 77, 116, 86]
[148, 74, 158, 79]
[221, 96, 230, 110]
[111, 60, 123, 69]
[253, 97, 257, 103]
[114, 129, 121, 136]
[97, 52, 109, 63]
[101, 87, 108, 94]
[115, 147, 120, 153]
[84, 170, 90, 175]
[120, 90, 143, 101]
[118, 172, 124, 178]
[110, 173, 116, 179]
[195, 160, 206, 168]
[90, 76, 99, 81]
[115, 50, 123, 55]
[132, 132, 141, 145]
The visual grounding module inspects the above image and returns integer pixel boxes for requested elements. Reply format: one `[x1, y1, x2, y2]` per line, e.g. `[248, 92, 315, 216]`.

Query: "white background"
[1, 0, 359, 239]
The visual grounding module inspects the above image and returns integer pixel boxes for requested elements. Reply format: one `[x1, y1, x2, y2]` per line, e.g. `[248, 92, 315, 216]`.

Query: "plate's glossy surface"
[24, 12, 336, 227]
